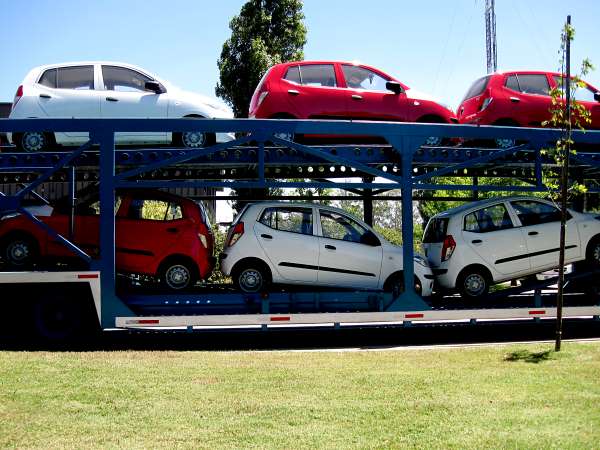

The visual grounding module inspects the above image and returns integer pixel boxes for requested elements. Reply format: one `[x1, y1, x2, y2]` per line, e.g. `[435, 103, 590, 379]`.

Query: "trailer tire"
[457, 266, 491, 299]
[32, 294, 96, 344]
[1, 233, 39, 268]
[232, 259, 271, 293]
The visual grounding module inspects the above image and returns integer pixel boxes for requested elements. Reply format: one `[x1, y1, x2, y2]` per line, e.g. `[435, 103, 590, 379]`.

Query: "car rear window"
[38, 69, 57, 88]
[422, 218, 449, 243]
[284, 66, 301, 84]
[461, 76, 490, 102]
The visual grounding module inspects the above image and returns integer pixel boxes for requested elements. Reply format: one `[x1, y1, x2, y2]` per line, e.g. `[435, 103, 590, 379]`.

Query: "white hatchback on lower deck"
[220, 202, 433, 296]
[422, 196, 600, 299]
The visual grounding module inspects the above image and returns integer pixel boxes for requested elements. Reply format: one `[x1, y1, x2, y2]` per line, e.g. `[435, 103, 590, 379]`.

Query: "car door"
[254, 206, 319, 283]
[503, 73, 553, 126]
[36, 65, 101, 140]
[99, 65, 168, 143]
[341, 64, 409, 121]
[281, 63, 347, 119]
[317, 209, 382, 289]
[509, 200, 581, 270]
[115, 196, 186, 273]
[461, 202, 531, 276]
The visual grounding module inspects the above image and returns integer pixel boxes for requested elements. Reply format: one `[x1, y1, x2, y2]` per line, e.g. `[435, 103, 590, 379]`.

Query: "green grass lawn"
[1, 342, 599, 449]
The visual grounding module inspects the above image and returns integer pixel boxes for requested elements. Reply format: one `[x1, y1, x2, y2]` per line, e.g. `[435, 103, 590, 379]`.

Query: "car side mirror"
[386, 81, 404, 95]
[595, 91, 600, 102]
[361, 230, 381, 247]
[145, 80, 164, 94]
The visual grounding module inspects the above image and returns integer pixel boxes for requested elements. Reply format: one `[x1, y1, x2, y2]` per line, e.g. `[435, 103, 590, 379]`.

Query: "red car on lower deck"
[0, 189, 214, 290]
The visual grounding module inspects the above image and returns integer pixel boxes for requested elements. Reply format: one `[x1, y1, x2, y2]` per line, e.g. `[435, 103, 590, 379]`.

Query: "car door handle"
[510, 96, 520, 103]
[166, 227, 179, 233]
[106, 97, 119, 102]
[351, 94, 363, 100]
[287, 89, 300, 95]
[260, 233, 273, 239]
[471, 239, 483, 244]
[528, 231, 539, 236]
[325, 244, 336, 250]
[39, 93, 52, 99]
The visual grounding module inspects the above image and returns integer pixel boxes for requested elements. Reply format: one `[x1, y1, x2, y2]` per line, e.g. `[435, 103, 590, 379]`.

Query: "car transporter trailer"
[0, 117, 599, 342]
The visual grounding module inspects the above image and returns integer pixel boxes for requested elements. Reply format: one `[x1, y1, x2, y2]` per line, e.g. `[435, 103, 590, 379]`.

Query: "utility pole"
[485, 0, 497, 73]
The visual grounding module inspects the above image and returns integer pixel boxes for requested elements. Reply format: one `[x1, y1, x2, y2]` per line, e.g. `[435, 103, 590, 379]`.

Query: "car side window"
[553, 76, 597, 102]
[320, 210, 369, 244]
[102, 66, 153, 92]
[298, 65, 337, 87]
[511, 200, 562, 226]
[284, 66, 301, 84]
[38, 69, 57, 88]
[128, 199, 183, 221]
[464, 204, 513, 233]
[56, 66, 95, 90]
[342, 65, 389, 91]
[508, 74, 550, 96]
[259, 207, 313, 235]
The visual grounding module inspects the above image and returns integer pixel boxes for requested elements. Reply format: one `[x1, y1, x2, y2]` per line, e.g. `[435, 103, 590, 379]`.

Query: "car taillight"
[227, 222, 244, 247]
[12, 85, 23, 111]
[198, 233, 208, 249]
[256, 91, 268, 109]
[479, 97, 493, 111]
[441, 235, 456, 261]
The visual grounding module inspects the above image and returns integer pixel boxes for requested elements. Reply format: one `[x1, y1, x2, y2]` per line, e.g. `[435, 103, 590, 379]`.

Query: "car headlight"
[413, 254, 430, 268]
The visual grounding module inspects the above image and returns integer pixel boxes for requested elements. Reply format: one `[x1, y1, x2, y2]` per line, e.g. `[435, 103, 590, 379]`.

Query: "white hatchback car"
[220, 202, 434, 296]
[422, 196, 600, 299]
[8, 61, 234, 152]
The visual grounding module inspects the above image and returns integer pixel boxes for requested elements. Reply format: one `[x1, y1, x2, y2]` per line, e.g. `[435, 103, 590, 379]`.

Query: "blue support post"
[93, 130, 134, 327]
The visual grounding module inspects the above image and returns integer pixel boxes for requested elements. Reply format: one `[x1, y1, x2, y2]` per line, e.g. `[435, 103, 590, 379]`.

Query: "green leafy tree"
[216, 0, 307, 118]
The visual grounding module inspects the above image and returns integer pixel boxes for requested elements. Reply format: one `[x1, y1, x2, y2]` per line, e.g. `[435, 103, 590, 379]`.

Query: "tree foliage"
[216, 0, 307, 118]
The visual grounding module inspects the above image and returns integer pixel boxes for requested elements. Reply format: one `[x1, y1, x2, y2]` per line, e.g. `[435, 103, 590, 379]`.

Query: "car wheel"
[159, 259, 197, 291]
[495, 137, 516, 149]
[385, 274, 422, 299]
[585, 237, 600, 268]
[272, 131, 295, 142]
[457, 267, 490, 299]
[174, 117, 216, 149]
[2, 235, 38, 267]
[233, 262, 270, 293]
[16, 131, 51, 152]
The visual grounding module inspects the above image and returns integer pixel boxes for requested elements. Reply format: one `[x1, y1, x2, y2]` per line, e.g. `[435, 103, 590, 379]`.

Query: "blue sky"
[0, 0, 598, 110]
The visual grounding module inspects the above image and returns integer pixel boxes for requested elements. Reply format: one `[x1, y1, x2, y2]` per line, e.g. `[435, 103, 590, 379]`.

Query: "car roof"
[432, 196, 553, 218]
[246, 201, 369, 220]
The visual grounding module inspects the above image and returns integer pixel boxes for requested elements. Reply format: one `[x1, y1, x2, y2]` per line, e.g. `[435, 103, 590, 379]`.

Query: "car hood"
[170, 88, 233, 117]
[405, 88, 452, 110]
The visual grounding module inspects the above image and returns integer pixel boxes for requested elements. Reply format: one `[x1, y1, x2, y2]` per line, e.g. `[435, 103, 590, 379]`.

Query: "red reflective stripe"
[405, 313, 424, 319]
[137, 319, 160, 324]
[529, 310, 546, 315]
[78, 274, 99, 279]
[270, 316, 290, 322]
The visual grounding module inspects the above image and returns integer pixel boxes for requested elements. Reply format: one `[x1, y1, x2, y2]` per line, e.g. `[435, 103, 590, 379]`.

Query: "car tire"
[416, 115, 445, 147]
[384, 273, 422, 299]
[174, 117, 216, 149]
[585, 236, 600, 268]
[15, 131, 53, 153]
[158, 258, 198, 291]
[233, 261, 271, 293]
[457, 267, 490, 299]
[1, 234, 39, 268]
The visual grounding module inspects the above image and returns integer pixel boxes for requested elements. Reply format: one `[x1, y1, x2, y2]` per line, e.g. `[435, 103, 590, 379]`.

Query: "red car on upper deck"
[250, 61, 457, 145]
[457, 71, 600, 147]
[0, 189, 214, 290]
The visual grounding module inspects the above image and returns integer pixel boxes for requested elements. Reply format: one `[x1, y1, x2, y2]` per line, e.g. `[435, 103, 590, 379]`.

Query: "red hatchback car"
[0, 189, 214, 290]
[250, 61, 457, 144]
[457, 71, 600, 147]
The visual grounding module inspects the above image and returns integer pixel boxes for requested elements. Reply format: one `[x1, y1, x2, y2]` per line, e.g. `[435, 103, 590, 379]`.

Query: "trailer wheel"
[2, 234, 39, 268]
[232, 259, 271, 293]
[33, 295, 95, 343]
[159, 258, 198, 291]
[457, 266, 490, 299]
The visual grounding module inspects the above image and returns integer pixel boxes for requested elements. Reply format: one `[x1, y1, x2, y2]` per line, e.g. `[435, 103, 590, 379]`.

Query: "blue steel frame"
[0, 118, 599, 328]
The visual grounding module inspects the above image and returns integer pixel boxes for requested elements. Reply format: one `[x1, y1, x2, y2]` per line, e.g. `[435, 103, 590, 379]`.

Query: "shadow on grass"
[504, 349, 554, 364]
